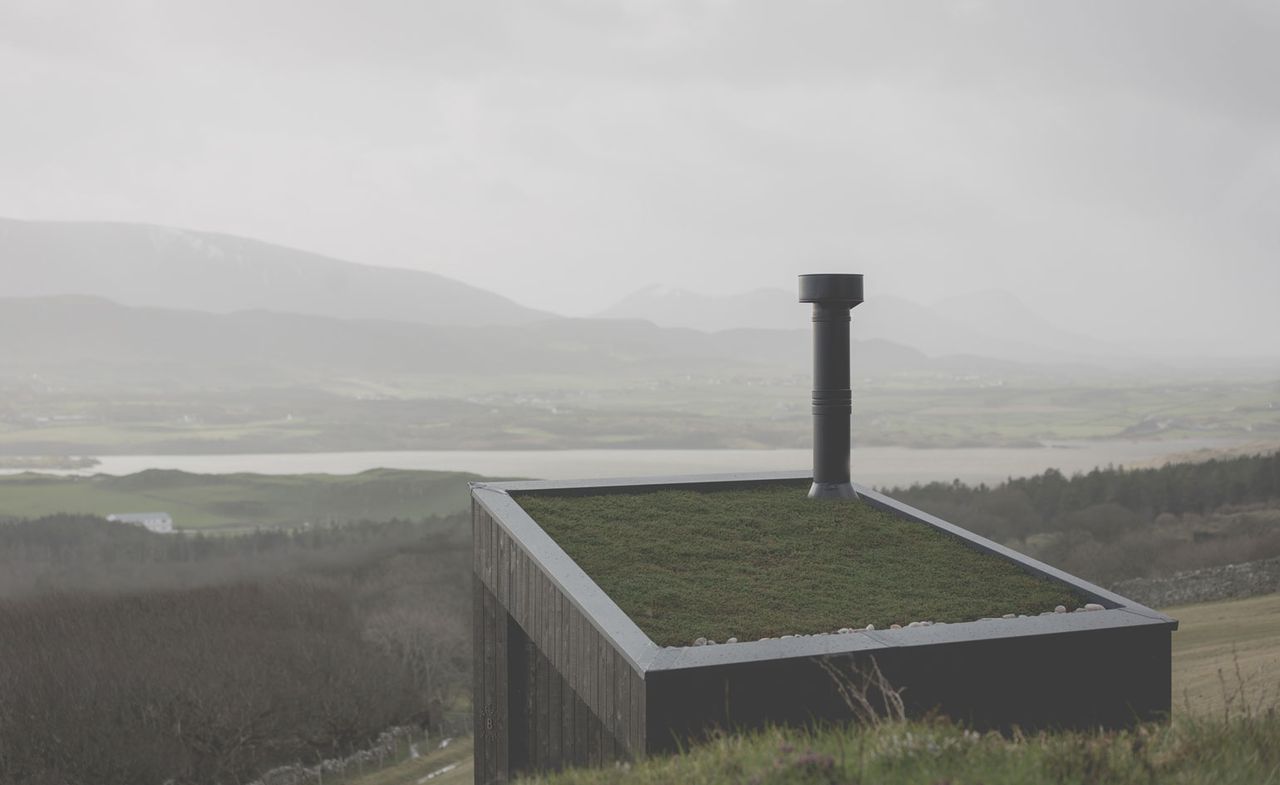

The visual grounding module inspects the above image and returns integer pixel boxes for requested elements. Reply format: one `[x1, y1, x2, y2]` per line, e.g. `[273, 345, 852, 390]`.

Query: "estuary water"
[7, 438, 1248, 489]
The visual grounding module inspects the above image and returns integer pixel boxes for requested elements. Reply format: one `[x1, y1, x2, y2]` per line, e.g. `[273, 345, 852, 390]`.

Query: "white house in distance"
[106, 512, 174, 534]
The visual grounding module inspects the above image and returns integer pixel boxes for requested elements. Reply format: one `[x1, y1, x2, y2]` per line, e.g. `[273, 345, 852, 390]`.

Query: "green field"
[0, 468, 480, 530]
[517, 485, 1083, 646]
[2, 376, 1275, 453]
[1169, 593, 1280, 717]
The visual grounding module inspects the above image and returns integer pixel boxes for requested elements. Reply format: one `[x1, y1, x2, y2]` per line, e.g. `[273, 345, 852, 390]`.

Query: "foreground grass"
[524, 713, 1280, 785]
[517, 485, 1083, 646]
[0, 467, 478, 530]
[349, 593, 1276, 785]
[528, 592, 1278, 784]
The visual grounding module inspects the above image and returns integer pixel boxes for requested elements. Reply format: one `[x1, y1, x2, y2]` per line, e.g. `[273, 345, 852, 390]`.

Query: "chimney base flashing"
[807, 481, 860, 500]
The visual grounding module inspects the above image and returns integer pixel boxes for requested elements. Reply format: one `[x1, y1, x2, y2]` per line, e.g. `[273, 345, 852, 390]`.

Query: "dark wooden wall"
[644, 624, 1172, 754]
[473, 502, 646, 785]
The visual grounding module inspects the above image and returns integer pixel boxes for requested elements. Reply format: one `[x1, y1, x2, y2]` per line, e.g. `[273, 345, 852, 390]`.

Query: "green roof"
[515, 484, 1085, 647]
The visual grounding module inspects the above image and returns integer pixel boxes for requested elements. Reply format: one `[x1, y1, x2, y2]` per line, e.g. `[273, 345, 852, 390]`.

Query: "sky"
[2, 0, 1278, 356]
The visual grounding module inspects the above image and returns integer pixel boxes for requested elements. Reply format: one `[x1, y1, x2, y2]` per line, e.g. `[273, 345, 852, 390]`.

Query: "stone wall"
[1112, 557, 1280, 609]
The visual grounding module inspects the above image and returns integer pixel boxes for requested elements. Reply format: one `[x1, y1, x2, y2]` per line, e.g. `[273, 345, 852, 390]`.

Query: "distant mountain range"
[0, 296, 951, 384]
[0, 217, 547, 327]
[0, 216, 1143, 374]
[596, 284, 1127, 364]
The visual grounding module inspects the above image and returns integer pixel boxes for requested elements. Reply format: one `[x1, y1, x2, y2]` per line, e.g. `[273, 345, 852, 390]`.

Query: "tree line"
[888, 450, 1280, 585]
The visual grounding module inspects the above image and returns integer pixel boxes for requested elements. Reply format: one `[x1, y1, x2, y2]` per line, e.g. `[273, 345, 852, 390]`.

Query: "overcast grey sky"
[2, 1, 1277, 356]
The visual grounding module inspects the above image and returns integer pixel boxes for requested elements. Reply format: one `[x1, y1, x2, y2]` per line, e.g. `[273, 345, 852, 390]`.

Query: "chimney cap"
[799, 273, 864, 305]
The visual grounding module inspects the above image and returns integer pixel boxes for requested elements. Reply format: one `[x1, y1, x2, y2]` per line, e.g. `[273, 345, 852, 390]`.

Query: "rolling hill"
[0, 216, 547, 327]
[0, 296, 940, 385]
[597, 284, 1129, 364]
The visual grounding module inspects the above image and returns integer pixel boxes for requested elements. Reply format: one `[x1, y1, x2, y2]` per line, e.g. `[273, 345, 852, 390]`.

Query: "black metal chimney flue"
[799, 273, 864, 500]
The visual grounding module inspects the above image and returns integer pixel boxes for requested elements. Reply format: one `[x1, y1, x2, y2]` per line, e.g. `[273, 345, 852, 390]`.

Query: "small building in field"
[469, 275, 1177, 784]
[106, 512, 174, 534]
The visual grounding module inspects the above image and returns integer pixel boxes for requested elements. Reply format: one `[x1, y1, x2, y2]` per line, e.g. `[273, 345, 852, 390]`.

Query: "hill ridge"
[0, 216, 548, 327]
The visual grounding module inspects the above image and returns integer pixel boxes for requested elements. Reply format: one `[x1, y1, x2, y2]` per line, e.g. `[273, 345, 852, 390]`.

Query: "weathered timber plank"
[504, 530, 514, 609]
[563, 602, 573, 691]
[495, 604, 508, 777]
[481, 509, 490, 587]
[548, 577, 562, 767]
[472, 576, 485, 780]
[515, 547, 525, 630]
[565, 599, 576, 758]
[531, 559, 541, 648]
[586, 623, 599, 766]
[506, 621, 529, 776]
[548, 655, 563, 768]
[488, 511, 497, 588]
[601, 634, 613, 763]
[574, 691, 589, 768]
[523, 548, 532, 633]
[506, 528, 515, 611]
[489, 512, 498, 588]
[507, 543, 515, 625]
[614, 647, 627, 759]
[540, 562, 549, 652]
[631, 666, 644, 759]
[482, 583, 499, 784]
[526, 632, 537, 772]
[537, 629, 551, 768]
[470, 502, 478, 573]
[495, 527, 505, 609]
[548, 576, 560, 673]
[584, 608, 595, 766]
[480, 506, 490, 586]
[494, 526, 505, 611]
[577, 607, 588, 704]
[560, 593, 574, 766]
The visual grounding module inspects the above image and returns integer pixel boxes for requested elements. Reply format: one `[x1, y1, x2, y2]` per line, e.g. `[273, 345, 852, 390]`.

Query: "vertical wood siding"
[473, 501, 646, 784]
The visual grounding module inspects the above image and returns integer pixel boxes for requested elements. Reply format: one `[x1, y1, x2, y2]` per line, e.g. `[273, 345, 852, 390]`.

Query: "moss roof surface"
[514, 484, 1086, 647]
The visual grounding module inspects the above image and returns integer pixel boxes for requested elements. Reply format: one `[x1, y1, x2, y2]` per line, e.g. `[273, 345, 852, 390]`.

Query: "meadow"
[1, 374, 1275, 454]
[0, 467, 478, 531]
[1168, 593, 1280, 716]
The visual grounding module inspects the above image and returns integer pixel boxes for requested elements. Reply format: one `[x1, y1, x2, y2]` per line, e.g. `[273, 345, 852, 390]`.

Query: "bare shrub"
[816, 656, 906, 726]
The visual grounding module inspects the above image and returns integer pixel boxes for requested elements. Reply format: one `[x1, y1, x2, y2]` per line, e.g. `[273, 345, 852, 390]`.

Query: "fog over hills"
[0, 217, 548, 327]
[4, 216, 1116, 367]
[0, 217, 1199, 377]
[0, 296, 942, 384]
[597, 284, 1129, 364]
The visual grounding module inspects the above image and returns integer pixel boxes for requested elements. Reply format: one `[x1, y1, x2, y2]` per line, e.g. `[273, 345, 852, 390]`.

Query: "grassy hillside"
[1169, 593, 1280, 716]
[0, 468, 480, 530]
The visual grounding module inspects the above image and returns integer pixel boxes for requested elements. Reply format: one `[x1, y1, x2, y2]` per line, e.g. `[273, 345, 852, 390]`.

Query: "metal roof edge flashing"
[472, 485, 662, 671]
[476, 473, 1177, 676]
[853, 483, 1178, 628]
